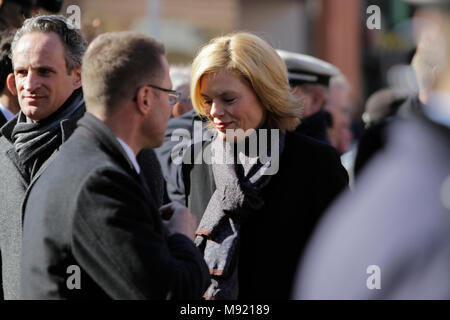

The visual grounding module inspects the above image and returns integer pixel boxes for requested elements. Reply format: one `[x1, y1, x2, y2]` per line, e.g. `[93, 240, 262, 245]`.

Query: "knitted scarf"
[195, 127, 285, 299]
[10, 89, 85, 181]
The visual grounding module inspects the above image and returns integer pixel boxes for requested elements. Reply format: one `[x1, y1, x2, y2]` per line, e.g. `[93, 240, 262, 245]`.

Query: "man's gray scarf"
[10, 89, 84, 181]
[195, 127, 285, 299]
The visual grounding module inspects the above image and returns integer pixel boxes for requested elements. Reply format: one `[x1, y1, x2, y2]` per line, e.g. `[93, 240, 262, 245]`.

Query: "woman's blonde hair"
[191, 32, 301, 132]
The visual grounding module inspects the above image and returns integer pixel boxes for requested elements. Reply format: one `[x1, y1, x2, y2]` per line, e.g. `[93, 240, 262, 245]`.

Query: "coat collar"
[77, 112, 139, 178]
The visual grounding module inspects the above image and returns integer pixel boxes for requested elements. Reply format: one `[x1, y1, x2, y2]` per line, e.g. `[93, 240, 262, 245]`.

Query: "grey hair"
[10, 15, 86, 73]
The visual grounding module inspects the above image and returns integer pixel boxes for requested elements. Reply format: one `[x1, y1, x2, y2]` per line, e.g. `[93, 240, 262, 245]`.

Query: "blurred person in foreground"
[0, 15, 85, 300]
[294, 0, 450, 299]
[0, 29, 19, 127]
[21, 31, 210, 299]
[184, 32, 348, 299]
[354, 7, 444, 177]
[277, 49, 339, 144]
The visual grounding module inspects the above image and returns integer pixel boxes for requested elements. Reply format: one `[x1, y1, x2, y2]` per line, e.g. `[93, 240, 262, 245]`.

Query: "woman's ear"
[6, 73, 17, 96]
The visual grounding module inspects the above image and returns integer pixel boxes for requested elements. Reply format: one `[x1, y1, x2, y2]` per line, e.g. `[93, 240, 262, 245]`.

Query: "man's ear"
[72, 67, 82, 89]
[292, 86, 302, 97]
[6, 73, 17, 96]
[135, 86, 153, 116]
[311, 91, 325, 114]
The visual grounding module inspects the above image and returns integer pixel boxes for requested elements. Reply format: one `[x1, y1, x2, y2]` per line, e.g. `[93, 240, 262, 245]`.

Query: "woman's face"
[199, 69, 266, 140]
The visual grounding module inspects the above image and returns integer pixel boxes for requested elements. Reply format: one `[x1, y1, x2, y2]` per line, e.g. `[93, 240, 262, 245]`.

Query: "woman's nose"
[210, 101, 224, 118]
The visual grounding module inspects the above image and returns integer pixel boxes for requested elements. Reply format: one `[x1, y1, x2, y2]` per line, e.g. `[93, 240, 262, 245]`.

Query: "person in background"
[154, 64, 198, 205]
[277, 49, 340, 144]
[0, 29, 18, 128]
[325, 74, 354, 155]
[21, 31, 210, 299]
[354, 88, 410, 176]
[184, 32, 348, 299]
[170, 64, 193, 118]
[0, 0, 64, 31]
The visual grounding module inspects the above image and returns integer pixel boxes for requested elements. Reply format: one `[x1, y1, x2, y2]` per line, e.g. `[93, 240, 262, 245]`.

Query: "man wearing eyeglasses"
[20, 31, 210, 299]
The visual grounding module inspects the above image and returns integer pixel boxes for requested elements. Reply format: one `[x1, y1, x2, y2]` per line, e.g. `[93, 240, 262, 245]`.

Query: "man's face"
[13, 32, 81, 122]
[145, 56, 173, 147]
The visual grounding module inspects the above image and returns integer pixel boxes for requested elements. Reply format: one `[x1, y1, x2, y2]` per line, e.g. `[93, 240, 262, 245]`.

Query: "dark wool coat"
[184, 131, 349, 299]
[0, 112, 7, 129]
[21, 113, 210, 299]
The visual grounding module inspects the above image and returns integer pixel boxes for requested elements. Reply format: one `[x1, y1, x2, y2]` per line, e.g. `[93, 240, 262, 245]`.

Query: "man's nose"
[23, 70, 41, 92]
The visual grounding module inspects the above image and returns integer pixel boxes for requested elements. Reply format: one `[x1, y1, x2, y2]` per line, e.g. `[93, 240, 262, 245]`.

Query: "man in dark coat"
[21, 31, 210, 299]
[0, 15, 86, 300]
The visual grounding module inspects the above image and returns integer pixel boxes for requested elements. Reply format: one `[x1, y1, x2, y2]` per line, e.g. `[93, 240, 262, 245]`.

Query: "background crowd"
[0, 0, 448, 300]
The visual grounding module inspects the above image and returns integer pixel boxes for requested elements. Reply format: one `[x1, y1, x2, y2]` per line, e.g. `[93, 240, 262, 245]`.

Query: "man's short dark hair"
[82, 31, 166, 114]
[0, 28, 15, 93]
[10, 15, 86, 73]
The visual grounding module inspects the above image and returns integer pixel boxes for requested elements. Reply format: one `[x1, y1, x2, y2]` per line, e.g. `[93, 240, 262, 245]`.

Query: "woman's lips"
[214, 122, 232, 130]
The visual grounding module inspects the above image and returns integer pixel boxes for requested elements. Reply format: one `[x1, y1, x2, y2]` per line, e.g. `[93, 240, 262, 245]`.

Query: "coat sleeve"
[71, 167, 210, 299]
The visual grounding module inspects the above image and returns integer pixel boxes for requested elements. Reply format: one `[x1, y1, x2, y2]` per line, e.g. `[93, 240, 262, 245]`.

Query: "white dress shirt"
[116, 137, 141, 174]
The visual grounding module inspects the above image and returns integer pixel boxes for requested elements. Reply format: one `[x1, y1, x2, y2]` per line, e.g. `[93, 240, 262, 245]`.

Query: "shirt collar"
[116, 137, 141, 174]
[0, 101, 15, 122]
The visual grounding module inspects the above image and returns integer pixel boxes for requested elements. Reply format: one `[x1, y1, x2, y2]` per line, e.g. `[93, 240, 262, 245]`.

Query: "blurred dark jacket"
[295, 110, 331, 145]
[354, 95, 422, 177]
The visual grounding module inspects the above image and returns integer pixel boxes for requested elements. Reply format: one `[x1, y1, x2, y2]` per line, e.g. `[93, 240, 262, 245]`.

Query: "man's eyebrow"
[14, 65, 56, 71]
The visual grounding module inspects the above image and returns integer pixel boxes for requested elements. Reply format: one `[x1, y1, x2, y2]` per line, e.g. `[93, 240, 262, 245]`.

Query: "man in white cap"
[277, 49, 340, 144]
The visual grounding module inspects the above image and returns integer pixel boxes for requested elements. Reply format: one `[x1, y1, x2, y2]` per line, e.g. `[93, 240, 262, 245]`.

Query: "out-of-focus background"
[41, 0, 419, 135]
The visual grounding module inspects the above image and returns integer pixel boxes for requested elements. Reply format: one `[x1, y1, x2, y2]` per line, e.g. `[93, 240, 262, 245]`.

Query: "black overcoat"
[184, 131, 349, 299]
[21, 113, 210, 299]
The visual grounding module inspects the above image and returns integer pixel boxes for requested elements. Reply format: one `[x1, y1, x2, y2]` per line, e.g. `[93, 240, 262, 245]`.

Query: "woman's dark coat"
[184, 131, 349, 299]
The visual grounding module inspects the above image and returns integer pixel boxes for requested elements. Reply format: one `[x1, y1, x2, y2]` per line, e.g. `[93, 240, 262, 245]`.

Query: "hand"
[159, 202, 197, 241]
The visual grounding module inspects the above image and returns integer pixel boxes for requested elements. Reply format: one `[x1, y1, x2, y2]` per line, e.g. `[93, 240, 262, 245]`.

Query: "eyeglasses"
[133, 84, 181, 106]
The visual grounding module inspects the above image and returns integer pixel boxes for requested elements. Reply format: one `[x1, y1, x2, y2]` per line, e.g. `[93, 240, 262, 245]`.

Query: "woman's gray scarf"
[195, 127, 285, 299]
[10, 89, 84, 181]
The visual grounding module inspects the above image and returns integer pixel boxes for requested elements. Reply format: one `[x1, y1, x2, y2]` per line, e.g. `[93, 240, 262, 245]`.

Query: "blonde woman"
[184, 32, 348, 299]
